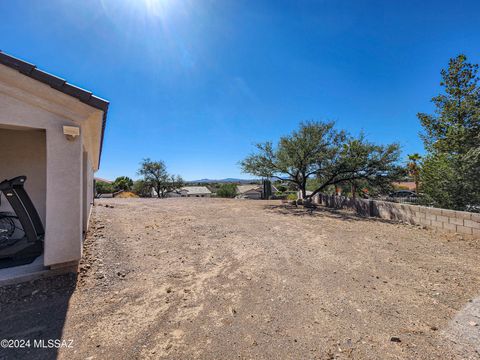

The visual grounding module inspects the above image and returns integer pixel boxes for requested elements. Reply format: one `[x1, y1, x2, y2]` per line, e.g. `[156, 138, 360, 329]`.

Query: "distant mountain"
[188, 178, 259, 184]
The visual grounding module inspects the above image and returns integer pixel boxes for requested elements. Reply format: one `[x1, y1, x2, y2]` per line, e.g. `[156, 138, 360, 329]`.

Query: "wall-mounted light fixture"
[63, 126, 80, 141]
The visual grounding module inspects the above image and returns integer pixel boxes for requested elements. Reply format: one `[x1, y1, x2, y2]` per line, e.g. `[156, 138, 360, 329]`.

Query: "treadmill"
[0, 176, 44, 269]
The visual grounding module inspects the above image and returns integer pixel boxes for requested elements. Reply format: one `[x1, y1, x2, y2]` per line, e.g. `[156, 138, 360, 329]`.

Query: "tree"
[216, 183, 238, 198]
[420, 153, 459, 208]
[240, 121, 401, 199]
[113, 176, 133, 192]
[407, 153, 421, 192]
[418, 54, 480, 154]
[417, 54, 480, 210]
[276, 184, 288, 193]
[137, 159, 185, 198]
[132, 180, 152, 197]
[95, 181, 114, 195]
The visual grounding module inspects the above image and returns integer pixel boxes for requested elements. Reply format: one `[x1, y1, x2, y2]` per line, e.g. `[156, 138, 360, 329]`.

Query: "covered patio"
[0, 51, 109, 283]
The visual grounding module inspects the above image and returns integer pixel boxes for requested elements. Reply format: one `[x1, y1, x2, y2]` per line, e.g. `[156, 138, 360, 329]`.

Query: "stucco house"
[164, 189, 189, 198]
[236, 184, 278, 200]
[181, 186, 212, 197]
[165, 186, 212, 197]
[392, 181, 417, 191]
[0, 51, 108, 282]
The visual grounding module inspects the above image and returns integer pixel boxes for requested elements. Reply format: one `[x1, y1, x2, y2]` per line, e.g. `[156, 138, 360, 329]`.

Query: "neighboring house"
[0, 51, 108, 280]
[181, 186, 212, 197]
[158, 186, 212, 198]
[164, 189, 188, 198]
[297, 190, 313, 199]
[97, 193, 114, 198]
[236, 184, 278, 200]
[95, 177, 113, 184]
[236, 185, 263, 199]
[392, 181, 417, 191]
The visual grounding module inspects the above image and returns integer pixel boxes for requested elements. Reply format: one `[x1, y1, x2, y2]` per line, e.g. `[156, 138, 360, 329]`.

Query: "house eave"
[0, 51, 109, 168]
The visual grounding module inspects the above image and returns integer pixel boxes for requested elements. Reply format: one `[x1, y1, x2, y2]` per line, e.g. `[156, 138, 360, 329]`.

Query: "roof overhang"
[0, 51, 109, 169]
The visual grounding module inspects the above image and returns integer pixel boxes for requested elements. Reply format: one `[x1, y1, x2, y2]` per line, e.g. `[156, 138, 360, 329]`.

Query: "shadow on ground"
[264, 203, 397, 225]
[0, 273, 76, 360]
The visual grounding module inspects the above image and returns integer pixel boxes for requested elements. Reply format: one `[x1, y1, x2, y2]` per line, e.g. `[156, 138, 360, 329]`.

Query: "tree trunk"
[351, 183, 357, 199]
[301, 186, 306, 200]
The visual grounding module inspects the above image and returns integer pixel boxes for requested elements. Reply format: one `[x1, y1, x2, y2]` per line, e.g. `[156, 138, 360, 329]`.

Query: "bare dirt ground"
[2, 198, 480, 359]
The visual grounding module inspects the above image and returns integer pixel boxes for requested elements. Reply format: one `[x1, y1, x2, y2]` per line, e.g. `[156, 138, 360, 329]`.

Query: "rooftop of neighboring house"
[182, 186, 212, 195]
[237, 184, 278, 194]
[237, 184, 262, 194]
[392, 181, 416, 191]
[95, 177, 113, 184]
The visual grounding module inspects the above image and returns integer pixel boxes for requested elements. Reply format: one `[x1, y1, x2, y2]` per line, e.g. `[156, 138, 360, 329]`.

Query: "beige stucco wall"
[0, 64, 105, 267]
[0, 128, 46, 224]
[82, 151, 95, 236]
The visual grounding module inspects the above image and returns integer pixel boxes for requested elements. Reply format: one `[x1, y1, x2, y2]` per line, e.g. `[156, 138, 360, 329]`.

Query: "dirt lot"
[2, 198, 480, 359]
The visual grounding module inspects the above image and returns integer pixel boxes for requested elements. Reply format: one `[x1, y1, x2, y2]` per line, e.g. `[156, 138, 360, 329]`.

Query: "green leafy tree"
[241, 121, 401, 199]
[132, 180, 152, 197]
[216, 183, 238, 198]
[137, 159, 185, 198]
[113, 176, 133, 192]
[420, 153, 459, 207]
[95, 181, 114, 195]
[417, 54, 480, 210]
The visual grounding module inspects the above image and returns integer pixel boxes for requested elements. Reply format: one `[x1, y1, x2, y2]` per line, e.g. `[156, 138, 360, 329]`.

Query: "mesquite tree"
[137, 158, 184, 198]
[240, 121, 401, 199]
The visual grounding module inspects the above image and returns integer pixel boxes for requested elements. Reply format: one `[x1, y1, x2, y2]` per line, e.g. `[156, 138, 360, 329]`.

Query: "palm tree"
[407, 153, 422, 193]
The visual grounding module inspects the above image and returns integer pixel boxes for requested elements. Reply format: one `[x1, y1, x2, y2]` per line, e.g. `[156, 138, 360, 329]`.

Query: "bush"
[95, 181, 114, 194]
[132, 180, 152, 197]
[216, 183, 237, 198]
[113, 176, 133, 191]
[286, 193, 297, 201]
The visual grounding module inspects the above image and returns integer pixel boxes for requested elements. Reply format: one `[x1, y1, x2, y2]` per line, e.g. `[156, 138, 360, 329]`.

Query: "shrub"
[286, 193, 297, 201]
[216, 183, 237, 198]
[95, 181, 114, 194]
[132, 180, 152, 197]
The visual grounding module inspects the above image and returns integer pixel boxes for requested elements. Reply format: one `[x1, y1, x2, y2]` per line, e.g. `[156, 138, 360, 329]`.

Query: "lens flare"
[122, 0, 174, 19]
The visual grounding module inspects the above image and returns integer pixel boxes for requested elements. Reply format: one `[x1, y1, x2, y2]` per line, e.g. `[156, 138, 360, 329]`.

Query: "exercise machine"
[0, 176, 44, 268]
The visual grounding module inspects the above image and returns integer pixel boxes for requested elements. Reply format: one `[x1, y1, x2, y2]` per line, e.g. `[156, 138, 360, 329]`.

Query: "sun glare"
[132, 0, 173, 18]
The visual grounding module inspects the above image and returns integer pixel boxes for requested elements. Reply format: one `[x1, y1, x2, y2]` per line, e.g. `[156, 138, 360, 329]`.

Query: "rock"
[390, 337, 401, 343]
[468, 321, 478, 327]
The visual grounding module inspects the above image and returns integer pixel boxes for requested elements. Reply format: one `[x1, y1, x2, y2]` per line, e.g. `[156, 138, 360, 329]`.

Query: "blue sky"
[1, 0, 479, 181]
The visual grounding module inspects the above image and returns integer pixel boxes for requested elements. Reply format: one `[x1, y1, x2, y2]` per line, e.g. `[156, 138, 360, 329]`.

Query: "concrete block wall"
[316, 194, 480, 237]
